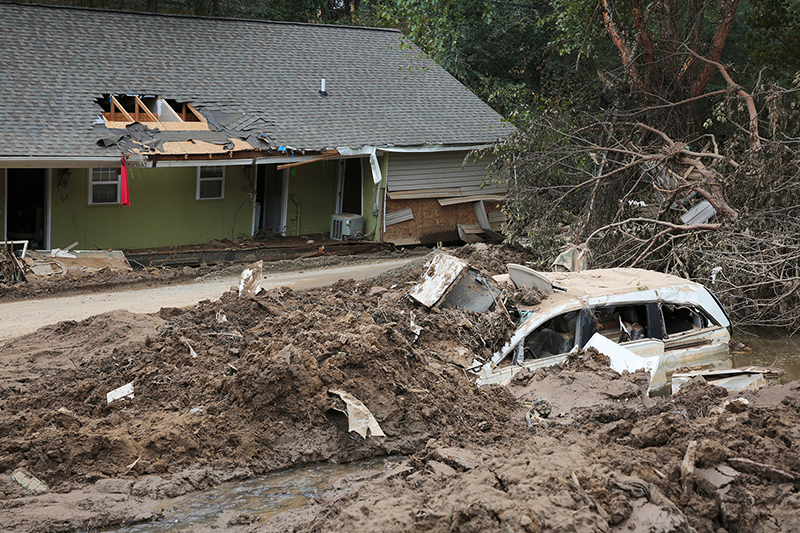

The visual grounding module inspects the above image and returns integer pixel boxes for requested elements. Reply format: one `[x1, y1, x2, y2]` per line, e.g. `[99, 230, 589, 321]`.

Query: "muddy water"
[733, 329, 800, 381]
[104, 457, 402, 533]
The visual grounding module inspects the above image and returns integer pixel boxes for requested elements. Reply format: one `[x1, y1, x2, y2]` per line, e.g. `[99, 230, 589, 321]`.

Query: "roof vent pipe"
[320, 78, 328, 97]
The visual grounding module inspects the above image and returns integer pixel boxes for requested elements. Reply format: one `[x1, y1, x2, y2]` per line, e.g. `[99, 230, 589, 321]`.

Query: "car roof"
[538, 268, 698, 299]
[515, 267, 729, 329]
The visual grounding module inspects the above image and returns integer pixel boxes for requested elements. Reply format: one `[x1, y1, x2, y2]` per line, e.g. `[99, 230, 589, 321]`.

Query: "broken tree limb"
[629, 89, 733, 116]
[684, 45, 761, 150]
[678, 157, 739, 219]
[635, 122, 676, 147]
[583, 218, 721, 246]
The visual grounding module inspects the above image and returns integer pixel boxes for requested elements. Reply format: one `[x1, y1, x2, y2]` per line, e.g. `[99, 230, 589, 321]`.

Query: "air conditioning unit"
[331, 213, 364, 240]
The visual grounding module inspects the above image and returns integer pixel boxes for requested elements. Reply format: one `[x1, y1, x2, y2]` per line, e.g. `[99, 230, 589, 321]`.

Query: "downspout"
[367, 147, 384, 242]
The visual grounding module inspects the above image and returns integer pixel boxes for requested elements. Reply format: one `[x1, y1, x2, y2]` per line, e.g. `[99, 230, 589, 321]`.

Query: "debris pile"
[0, 241, 26, 283]
[0, 246, 540, 487]
[0, 244, 798, 533]
[263, 363, 800, 533]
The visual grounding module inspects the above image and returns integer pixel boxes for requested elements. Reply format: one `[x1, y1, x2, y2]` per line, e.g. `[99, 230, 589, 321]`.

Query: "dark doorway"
[338, 158, 362, 215]
[254, 165, 283, 234]
[6, 168, 47, 249]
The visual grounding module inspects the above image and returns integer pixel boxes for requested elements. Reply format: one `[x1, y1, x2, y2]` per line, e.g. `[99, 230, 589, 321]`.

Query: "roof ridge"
[0, 0, 401, 33]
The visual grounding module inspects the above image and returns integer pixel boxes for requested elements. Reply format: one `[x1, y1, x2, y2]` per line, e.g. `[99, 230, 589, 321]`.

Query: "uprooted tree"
[486, 0, 800, 331]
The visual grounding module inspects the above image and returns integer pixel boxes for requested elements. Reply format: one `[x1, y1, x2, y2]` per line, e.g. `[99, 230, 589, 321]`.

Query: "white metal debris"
[681, 200, 716, 225]
[329, 390, 386, 442]
[107, 382, 134, 404]
[671, 366, 783, 395]
[583, 333, 665, 392]
[507, 263, 554, 294]
[407, 254, 468, 307]
[239, 260, 264, 297]
[11, 470, 48, 493]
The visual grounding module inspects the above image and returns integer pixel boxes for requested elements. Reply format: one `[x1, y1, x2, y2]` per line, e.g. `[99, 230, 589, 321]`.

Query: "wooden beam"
[277, 151, 341, 170]
[186, 103, 206, 123]
[110, 96, 134, 122]
[438, 194, 505, 206]
[387, 187, 461, 200]
[134, 97, 159, 122]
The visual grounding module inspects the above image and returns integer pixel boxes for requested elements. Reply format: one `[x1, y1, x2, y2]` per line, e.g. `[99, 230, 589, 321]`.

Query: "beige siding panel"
[386, 152, 505, 196]
[385, 207, 414, 226]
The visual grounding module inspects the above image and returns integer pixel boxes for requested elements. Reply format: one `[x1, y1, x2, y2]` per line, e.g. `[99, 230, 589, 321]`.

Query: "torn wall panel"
[383, 198, 504, 245]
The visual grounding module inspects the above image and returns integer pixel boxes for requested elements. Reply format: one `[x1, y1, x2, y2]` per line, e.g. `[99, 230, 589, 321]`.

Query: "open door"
[336, 158, 362, 215]
[254, 164, 284, 234]
[6, 168, 48, 249]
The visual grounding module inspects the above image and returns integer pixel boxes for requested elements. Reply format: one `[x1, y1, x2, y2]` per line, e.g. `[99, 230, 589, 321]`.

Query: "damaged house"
[0, 2, 511, 251]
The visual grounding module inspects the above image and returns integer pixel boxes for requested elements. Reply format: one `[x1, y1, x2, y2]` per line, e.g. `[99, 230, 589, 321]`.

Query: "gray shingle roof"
[0, 2, 513, 159]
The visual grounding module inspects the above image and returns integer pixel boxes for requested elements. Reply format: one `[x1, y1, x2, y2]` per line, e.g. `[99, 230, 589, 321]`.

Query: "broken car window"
[662, 304, 711, 336]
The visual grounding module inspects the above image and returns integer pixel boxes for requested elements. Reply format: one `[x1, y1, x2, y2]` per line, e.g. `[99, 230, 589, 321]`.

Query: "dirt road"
[0, 258, 413, 342]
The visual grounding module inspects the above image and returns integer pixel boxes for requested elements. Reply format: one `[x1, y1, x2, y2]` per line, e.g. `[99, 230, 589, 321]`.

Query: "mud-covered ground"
[1, 244, 799, 533]
[0, 244, 416, 303]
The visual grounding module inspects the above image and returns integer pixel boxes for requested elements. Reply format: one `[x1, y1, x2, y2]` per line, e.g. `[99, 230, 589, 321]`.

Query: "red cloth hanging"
[120, 155, 130, 207]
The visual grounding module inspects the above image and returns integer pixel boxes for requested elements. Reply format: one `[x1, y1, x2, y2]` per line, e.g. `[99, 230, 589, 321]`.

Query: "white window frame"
[196, 166, 225, 200]
[88, 167, 121, 205]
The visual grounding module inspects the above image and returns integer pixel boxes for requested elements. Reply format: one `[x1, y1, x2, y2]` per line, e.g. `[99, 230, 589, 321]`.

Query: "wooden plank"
[277, 151, 341, 170]
[385, 207, 413, 226]
[386, 187, 462, 200]
[488, 210, 506, 223]
[134, 97, 159, 122]
[458, 221, 503, 234]
[458, 223, 484, 234]
[457, 224, 486, 243]
[186, 104, 206, 123]
[110, 95, 133, 122]
[125, 242, 391, 268]
[438, 194, 505, 206]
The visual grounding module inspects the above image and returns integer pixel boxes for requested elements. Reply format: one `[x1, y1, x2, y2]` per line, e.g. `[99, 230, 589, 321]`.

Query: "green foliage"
[745, 0, 800, 82]
[365, 0, 585, 116]
[29, 0, 364, 23]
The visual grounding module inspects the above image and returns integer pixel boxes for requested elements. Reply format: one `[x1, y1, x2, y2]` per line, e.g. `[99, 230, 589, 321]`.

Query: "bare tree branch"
[684, 44, 761, 149]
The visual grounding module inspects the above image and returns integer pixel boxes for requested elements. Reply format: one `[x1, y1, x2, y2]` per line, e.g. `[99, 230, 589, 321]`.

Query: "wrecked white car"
[476, 265, 732, 395]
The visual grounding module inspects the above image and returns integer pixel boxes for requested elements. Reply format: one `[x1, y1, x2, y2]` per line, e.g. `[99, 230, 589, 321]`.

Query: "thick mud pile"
[1, 244, 799, 533]
[0, 251, 526, 484]
[260, 368, 800, 533]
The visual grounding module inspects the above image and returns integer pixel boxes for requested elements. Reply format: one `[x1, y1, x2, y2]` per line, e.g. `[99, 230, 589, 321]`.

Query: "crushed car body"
[407, 254, 734, 396]
[477, 265, 732, 395]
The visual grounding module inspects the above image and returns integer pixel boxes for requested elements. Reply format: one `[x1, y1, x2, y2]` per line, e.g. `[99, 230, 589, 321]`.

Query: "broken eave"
[150, 148, 341, 167]
[0, 156, 121, 169]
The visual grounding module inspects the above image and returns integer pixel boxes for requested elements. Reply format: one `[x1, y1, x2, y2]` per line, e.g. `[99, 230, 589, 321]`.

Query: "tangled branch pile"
[489, 77, 800, 331]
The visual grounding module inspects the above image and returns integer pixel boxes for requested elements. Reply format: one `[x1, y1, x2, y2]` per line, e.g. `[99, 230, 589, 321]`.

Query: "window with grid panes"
[197, 166, 224, 199]
[89, 167, 120, 204]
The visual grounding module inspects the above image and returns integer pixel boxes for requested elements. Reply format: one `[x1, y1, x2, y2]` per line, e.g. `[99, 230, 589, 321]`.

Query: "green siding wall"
[285, 161, 337, 236]
[283, 156, 384, 240]
[50, 165, 254, 250]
